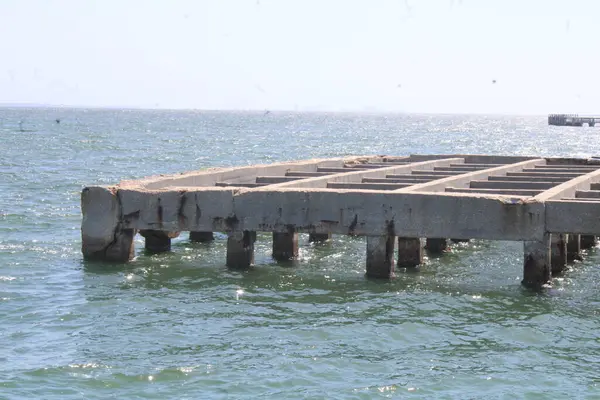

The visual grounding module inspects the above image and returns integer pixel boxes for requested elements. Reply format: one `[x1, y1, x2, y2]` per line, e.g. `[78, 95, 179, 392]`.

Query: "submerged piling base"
[523, 234, 551, 288]
[272, 232, 299, 261]
[567, 234, 582, 261]
[227, 231, 256, 268]
[426, 238, 448, 253]
[309, 233, 331, 243]
[397, 237, 423, 268]
[189, 231, 214, 243]
[366, 235, 395, 278]
[140, 230, 180, 253]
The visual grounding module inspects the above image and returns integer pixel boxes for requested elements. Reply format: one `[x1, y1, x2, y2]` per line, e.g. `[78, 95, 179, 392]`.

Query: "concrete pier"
[550, 233, 567, 274]
[272, 232, 299, 261]
[226, 231, 256, 268]
[140, 230, 180, 253]
[426, 238, 448, 253]
[189, 231, 214, 243]
[397, 237, 423, 267]
[366, 235, 395, 278]
[80, 154, 600, 289]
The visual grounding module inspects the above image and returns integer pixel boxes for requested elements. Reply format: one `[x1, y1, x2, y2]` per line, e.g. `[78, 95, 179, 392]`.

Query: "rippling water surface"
[2, 108, 600, 399]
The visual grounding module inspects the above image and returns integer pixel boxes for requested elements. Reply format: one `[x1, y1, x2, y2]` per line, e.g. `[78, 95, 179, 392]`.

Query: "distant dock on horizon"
[548, 114, 600, 127]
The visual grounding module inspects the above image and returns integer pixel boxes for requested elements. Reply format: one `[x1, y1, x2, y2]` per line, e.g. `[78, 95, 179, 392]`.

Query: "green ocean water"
[1, 108, 600, 399]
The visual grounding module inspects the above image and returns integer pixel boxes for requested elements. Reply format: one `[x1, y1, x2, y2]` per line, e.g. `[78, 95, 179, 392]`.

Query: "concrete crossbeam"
[488, 176, 571, 183]
[507, 172, 582, 179]
[446, 188, 542, 196]
[327, 182, 412, 190]
[523, 168, 588, 174]
[386, 174, 453, 180]
[362, 177, 432, 184]
[469, 181, 558, 190]
[255, 176, 302, 184]
[575, 190, 600, 198]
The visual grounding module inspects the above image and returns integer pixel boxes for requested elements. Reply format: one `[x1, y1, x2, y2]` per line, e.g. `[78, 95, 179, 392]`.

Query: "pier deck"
[81, 154, 600, 288]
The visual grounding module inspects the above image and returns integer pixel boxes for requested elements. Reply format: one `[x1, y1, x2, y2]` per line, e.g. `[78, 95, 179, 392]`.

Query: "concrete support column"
[550, 233, 567, 275]
[189, 231, 214, 243]
[81, 186, 135, 262]
[523, 234, 551, 289]
[397, 237, 423, 268]
[580, 235, 597, 250]
[272, 232, 299, 261]
[426, 238, 448, 253]
[226, 231, 256, 268]
[309, 233, 331, 243]
[366, 235, 395, 278]
[140, 230, 180, 253]
[567, 234, 582, 262]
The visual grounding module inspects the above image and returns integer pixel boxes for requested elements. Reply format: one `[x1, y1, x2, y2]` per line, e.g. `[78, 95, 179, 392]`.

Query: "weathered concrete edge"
[396, 159, 546, 192]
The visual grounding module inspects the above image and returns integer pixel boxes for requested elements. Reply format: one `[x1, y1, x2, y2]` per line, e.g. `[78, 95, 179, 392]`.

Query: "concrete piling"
[272, 232, 299, 261]
[189, 231, 214, 243]
[550, 233, 567, 274]
[426, 238, 448, 253]
[226, 231, 256, 268]
[139, 230, 180, 253]
[567, 234, 582, 261]
[580, 235, 597, 249]
[309, 233, 331, 243]
[523, 234, 551, 288]
[366, 235, 395, 278]
[397, 237, 423, 268]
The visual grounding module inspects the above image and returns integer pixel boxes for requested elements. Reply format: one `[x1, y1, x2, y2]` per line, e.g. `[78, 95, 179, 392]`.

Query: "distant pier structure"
[548, 114, 599, 127]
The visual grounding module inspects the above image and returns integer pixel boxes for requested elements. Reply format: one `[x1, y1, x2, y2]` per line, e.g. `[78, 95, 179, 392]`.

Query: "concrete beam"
[522, 168, 587, 174]
[327, 182, 412, 190]
[362, 177, 432, 184]
[469, 181, 558, 190]
[225, 189, 546, 241]
[397, 159, 546, 192]
[507, 172, 582, 179]
[255, 176, 302, 184]
[446, 188, 542, 196]
[269, 158, 465, 189]
[408, 154, 535, 164]
[488, 176, 571, 183]
[575, 190, 600, 198]
[386, 174, 453, 180]
[546, 200, 600, 235]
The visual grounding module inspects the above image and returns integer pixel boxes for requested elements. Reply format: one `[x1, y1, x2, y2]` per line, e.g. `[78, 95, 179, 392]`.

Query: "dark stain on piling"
[348, 214, 358, 235]
[178, 191, 188, 228]
[122, 210, 140, 225]
[225, 214, 239, 230]
[286, 224, 295, 234]
[386, 219, 395, 236]
[157, 198, 163, 227]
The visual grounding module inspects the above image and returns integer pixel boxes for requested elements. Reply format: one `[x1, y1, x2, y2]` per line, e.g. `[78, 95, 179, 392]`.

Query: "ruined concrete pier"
[81, 154, 600, 289]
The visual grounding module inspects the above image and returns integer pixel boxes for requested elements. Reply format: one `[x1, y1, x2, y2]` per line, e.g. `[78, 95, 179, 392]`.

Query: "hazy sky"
[1, 0, 599, 114]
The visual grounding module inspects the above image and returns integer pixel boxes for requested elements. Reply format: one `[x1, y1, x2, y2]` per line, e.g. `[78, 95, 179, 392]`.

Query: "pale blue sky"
[1, 0, 599, 113]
